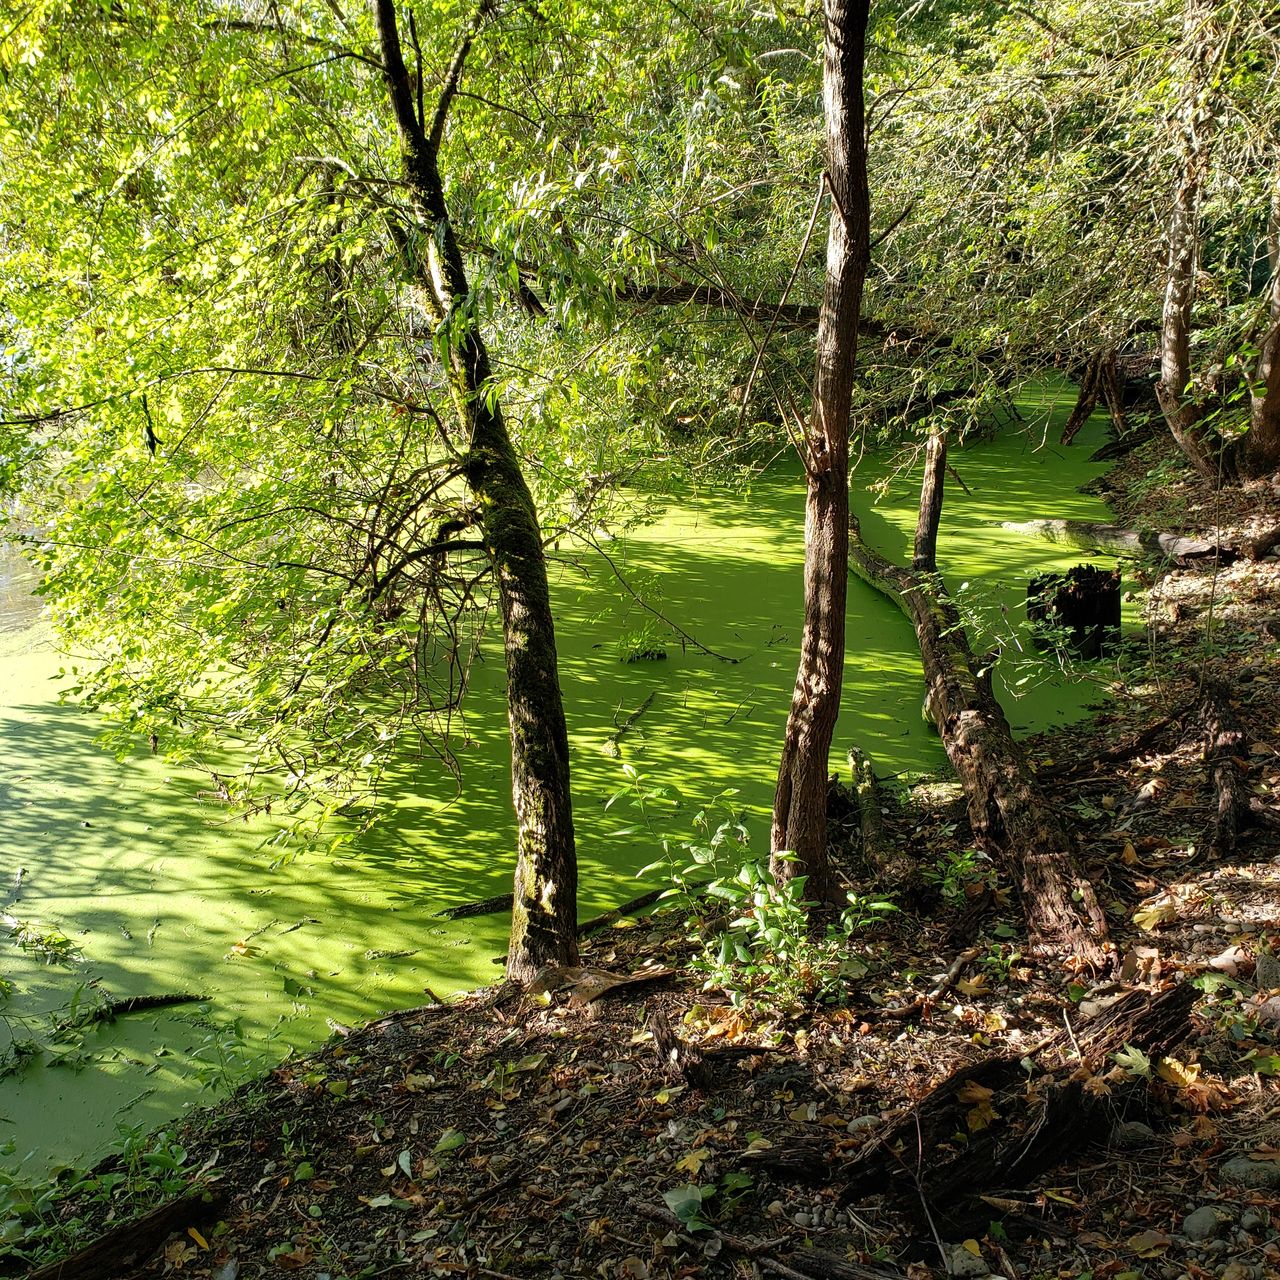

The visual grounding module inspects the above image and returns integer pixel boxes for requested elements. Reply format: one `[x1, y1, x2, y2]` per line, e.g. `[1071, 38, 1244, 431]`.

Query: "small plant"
[661, 1171, 754, 1232]
[923, 848, 996, 907]
[7, 920, 80, 966]
[693, 860, 896, 1010]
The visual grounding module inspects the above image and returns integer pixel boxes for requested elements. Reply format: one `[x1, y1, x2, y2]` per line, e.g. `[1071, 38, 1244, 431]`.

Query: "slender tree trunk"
[770, 0, 871, 904]
[851, 443, 1111, 968]
[1155, 0, 1219, 483]
[1155, 2, 1280, 483]
[1237, 160, 1280, 477]
[373, 0, 577, 982]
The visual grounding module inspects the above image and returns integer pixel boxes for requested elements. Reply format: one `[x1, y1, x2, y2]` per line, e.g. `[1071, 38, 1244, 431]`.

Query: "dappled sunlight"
[0, 384, 1126, 1173]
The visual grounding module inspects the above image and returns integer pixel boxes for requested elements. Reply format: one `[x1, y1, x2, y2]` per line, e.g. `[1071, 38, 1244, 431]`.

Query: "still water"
[0, 390, 1120, 1175]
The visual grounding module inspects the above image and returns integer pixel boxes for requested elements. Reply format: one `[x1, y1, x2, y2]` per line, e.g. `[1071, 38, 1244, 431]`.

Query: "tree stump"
[1027, 565, 1121, 659]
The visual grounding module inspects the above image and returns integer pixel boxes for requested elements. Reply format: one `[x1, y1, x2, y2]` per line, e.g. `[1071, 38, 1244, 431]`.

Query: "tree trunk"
[770, 0, 871, 905]
[912, 431, 945, 571]
[373, 0, 577, 982]
[1156, 5, 1280, 483]
[1235, 159, 1280, 477]
[851, 446, 1111, 967]
[1155, 1, 1220, 482]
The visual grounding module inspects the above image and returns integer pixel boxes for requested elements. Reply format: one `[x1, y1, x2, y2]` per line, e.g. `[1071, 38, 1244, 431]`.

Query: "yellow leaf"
[1156, 1057, 1201, 1087]
[956, 975, 988, 997]
[187, 1227, 209, 1250]
[1121, 841, 1138, 865]
[958, 1081, 998, 1132]
[787, 1102, 817, 1123]
[1133, 898, 1178, 931]
[961, 1239, 983, 1257]
[675, 1147, 710, 1176]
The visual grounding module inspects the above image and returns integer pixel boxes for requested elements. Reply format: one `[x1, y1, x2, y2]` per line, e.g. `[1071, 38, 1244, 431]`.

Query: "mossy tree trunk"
[770, 0, 871, 905]
[850, 438, 1111, 968]
[373, 0, 576, 982]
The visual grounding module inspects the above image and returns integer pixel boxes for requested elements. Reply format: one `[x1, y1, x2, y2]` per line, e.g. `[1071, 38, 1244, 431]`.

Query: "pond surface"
[0, 387, 1121, 1176]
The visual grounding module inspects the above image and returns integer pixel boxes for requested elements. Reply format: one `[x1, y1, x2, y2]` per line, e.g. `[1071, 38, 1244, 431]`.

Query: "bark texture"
[1200, 680, 1251, 860]
[373, 0, 577, 982]
[851, 443, 1110, 966]
[838, 984, 1194, 1235]
[1001, 518, 1225, 563]
[770, 0, 871, 903]
[1157, 5, 1280, 482]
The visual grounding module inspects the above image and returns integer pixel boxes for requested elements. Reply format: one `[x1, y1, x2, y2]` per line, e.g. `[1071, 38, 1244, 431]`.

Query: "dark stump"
[1027, 564, 1121, 659]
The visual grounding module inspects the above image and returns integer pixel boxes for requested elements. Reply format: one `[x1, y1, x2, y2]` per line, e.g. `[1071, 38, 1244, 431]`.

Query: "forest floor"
[12, 431, 1280, 1280]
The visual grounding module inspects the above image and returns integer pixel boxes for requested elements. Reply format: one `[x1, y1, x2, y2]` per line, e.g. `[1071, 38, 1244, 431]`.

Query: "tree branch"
[428, 1, 491, 153]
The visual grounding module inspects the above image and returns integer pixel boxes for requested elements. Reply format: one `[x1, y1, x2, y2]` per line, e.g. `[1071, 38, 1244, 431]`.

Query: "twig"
[583, 532, 742, 663]
[862, 946, 982, 1021]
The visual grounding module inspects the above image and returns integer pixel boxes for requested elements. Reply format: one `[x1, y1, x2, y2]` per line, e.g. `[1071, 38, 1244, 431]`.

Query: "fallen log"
[837, 983, 1195, 1235]
[436, 892, 512, 920]
[22, 1187, 227, 1280]
[1199, 680, 1252, 859]
[578, 884, 678, 937]
[851, 438, 1111, 967]
[1034, 703, 1189, 781]
[1001, 518, 1228, 564]
[602, 691, 656, 758]
[1089, 424, 1156, 462]
[58, 992, 208, 1032]
[635, 1202, 906, 1280]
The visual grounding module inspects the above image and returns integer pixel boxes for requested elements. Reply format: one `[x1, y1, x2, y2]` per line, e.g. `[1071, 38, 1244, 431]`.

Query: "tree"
[0, 0, 598, 981]
[370, 0, 577, 981]
[769, 0, 871, 903]
[1156, 0, 1280, 483]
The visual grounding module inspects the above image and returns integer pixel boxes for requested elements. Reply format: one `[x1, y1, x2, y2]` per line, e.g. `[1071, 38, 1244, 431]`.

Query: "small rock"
[947, 1243, 990, 1278]
[1183, 1206, 1233, 1242]
[1111, 1120, 1158, 1149]
[846, 1115, 879, 1133]
[1221, 1156, 1280, 1190]
[1253, 994, 1280, 1025]
[1255, 951, 1280, 990]
[1240, 1209, 1266, 1232]
[1208, 945, 1251, 976]
[1205, 1239, 1231, 1256]
[793, 1212, 812, 1229]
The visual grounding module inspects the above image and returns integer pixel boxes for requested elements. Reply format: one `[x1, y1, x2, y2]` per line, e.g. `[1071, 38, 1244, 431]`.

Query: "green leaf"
[433, 1129, 467, 1154]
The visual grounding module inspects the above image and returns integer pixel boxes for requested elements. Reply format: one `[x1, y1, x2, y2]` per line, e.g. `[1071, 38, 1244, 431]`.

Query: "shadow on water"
[0, 387, 1126, 1174]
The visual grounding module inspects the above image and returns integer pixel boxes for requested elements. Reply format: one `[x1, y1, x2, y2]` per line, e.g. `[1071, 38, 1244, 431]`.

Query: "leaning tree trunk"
[374, 0, 577, 982]
[770, 0, 871, 905]
[851, 437, 1111, 967]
